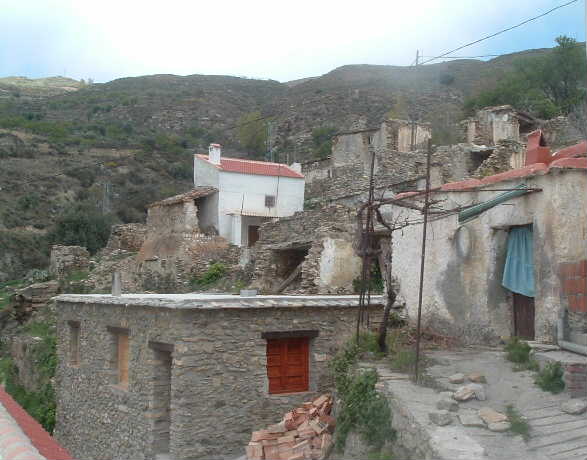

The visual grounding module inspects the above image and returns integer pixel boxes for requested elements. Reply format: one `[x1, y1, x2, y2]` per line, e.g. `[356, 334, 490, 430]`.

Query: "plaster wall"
[318, 238, 362, 290]
[391, 170, 587, 344]
[54, 299, 379, 460]
[193, 156, 219, 188]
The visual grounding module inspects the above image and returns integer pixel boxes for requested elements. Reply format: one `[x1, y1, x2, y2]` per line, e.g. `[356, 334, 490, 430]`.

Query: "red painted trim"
[0, 388, 72, 460]
[550, 157, 587, 169]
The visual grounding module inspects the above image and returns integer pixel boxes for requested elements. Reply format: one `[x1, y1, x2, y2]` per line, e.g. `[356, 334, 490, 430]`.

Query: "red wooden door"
[513, 293, 535, 340]
[267, 338, 309, 394]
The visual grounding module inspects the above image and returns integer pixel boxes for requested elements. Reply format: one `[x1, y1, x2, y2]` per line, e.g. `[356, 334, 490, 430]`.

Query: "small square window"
[265, 195, 276, 208]
[68, 321, 80, 365]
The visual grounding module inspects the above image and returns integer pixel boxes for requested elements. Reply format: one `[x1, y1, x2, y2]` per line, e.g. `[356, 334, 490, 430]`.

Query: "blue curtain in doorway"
[502, 226, 535, 297]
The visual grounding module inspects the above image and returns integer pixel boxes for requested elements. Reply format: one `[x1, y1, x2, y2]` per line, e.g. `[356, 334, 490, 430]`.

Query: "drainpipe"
[557, 310, 587, 356]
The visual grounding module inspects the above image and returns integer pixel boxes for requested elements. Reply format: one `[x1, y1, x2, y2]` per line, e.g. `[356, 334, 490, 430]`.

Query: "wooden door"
[266, 338, 309, 394]
[513, 293, 535, 340]
[248, 225, 260, 247]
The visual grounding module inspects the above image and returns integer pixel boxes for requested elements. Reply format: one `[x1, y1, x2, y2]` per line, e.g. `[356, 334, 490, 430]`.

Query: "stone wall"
[541, 116, 584, 150]
[54, 297, 382, 460]
[104, 224, 147, 253]
[49, 245, 89, 281]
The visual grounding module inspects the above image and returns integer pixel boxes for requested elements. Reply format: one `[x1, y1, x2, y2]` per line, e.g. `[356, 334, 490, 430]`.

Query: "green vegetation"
[504, 337, 532, 363]
[47, 205, 113, 255]
[330, 339, 395, 454]
[0, 322, 57, 433]
[0, 280, 25, 310]
[190, 262, 228, 290]
[506, 405, 530, 441]
[353, 262, 384, 295]
[311, 126, 336, 159]
[534, 361, 565, 394]
[0, 230, 50, 279]
[389, 348, 418, 373]
[237, 111, 267, 158]
[465, 36, 587, 118]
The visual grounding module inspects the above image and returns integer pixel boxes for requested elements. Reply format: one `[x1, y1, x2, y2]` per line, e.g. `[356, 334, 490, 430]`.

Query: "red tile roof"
[0, 387, 72, 460]
[195, 155, 304, 179]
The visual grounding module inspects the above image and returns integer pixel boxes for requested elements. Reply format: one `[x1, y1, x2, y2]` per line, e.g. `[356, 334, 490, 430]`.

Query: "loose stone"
[437, 399, 459, 412]
[488, 421, 511, 432]
[478, 407, 507, 424]
[468, 372, 487, 383]
[429, 411, 453, 426]
[449, 373, 465, 384]
[458, 413, 485, 428]
[453, 386, 475, 402]
[468, 383, 487, 401]
[561, 399, 587, 415]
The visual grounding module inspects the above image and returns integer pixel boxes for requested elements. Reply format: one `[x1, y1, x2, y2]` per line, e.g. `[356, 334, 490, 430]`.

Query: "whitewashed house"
[193, 143, 305, 247]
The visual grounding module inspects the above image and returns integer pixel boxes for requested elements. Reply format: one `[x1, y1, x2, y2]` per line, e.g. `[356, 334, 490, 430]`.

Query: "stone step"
[529, 427, 587, 451]
[551, 445, 587, 459]
[531, 419, 587, 437]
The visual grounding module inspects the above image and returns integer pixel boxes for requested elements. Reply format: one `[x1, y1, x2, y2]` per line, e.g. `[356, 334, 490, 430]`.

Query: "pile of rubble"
[245, 394, 335, 460]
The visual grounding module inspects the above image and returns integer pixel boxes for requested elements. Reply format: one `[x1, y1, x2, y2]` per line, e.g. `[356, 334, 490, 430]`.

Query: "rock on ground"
[488, 421, 511, 432]
[437, 399, 459, 412]
[468, 372, 487, 383]
[429, 411, 454, 426]
[459, 413, 486, 428]
[449, 373, 465, 384]
[561, 399, 587, 415]
[478, 407, 507, 424]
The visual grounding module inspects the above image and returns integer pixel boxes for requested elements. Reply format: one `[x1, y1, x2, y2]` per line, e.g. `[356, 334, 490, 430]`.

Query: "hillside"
[0, 43, 583, 279]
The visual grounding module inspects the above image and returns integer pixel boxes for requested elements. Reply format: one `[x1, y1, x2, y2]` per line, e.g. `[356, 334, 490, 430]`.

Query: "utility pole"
[266, 121, 274, 162]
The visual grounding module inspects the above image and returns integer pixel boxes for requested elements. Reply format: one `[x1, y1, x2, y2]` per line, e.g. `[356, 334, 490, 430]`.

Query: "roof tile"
[196, 155, 304, 179]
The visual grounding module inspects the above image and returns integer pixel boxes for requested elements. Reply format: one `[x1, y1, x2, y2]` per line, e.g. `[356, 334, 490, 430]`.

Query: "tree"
[465, 36, 586, 118]
[237, 111, 267, 157]
[311, 126, 336, 158]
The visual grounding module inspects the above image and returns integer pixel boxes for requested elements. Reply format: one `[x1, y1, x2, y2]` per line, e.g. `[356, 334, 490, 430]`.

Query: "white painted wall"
[193, 156, 220, 188]
[218, 171, 304, 244]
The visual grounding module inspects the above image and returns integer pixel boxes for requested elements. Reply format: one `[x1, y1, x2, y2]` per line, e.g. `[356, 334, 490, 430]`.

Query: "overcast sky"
[0, 0, 585, 83]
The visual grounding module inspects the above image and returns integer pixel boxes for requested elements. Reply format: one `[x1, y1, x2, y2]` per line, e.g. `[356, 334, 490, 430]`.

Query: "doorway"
[248, 225, 260, 247]
[513, 293, 535, 340]
[151, 345, 172, 457]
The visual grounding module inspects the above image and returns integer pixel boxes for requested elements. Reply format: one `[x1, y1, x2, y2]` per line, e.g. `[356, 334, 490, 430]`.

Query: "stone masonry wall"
[49, 245, 90, 280]
[104, 223, 147, 253]
[55, 299, 381, 460]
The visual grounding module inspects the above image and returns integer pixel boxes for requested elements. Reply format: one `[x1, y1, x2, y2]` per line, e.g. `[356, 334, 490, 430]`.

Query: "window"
[68, 321, 80, 365]
[266, 337, 309, 394]
[109, 328, 130, 389]
[265, 195, 276, 208]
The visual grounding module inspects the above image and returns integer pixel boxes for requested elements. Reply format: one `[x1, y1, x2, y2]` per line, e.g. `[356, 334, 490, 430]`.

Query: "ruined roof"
[147, 186, 217, 208]
[55, 293, 384, 310]
[394, 140, 586, 198]
[0, 387, 72, 460]
[195, 155, 304, 179]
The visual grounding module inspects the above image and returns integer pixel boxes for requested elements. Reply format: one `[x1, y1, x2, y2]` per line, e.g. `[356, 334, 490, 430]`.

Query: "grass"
[534, 361, 565, 394]
[512, 358, 540, 372]
[506, 405, 530, 441]
[0, 279, 25, 310]
[504, 337, 532, 364]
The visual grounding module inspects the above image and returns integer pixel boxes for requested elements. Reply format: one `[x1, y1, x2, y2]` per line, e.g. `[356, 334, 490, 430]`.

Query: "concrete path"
[364, 347, 587, 460]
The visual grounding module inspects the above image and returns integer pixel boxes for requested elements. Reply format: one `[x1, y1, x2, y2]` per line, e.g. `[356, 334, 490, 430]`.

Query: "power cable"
[421, 0, 581, 65]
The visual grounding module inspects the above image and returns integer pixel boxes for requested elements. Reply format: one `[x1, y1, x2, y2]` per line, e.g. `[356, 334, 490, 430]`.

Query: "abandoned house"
[387, 131, 587, 346]
[53, 293, 383, 460]
[193, 143, 305, 247]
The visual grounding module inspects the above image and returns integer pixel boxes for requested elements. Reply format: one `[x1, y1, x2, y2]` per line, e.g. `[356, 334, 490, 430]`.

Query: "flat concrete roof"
[55, 294, 385, 310]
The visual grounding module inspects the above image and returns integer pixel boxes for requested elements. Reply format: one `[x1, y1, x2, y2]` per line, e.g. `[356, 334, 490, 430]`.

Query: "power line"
[421, 0, 581, 65]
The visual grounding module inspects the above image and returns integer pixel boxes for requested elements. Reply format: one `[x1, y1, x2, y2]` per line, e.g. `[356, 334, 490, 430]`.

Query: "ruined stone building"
[387, 133, 587, 348]
[193, 143, 305, 247]
[54, 293, 383, 460]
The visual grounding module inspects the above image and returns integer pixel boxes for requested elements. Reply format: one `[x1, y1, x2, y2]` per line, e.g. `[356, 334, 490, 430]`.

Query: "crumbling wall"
[252, 205, 362, 294]
[104, 223, 147, 253]
[49, 245, 90, 280]
[474, 140, 524, 178]
[147, 201, 198, 234]
[541, 116, 584, 150]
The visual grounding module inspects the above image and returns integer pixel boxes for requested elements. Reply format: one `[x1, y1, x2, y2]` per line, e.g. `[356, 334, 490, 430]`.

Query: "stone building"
[54, 293, 383, 460]
[387, 135, 587, 346]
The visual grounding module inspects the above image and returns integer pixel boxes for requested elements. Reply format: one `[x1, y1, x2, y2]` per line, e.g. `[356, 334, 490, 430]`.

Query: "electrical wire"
[420, 0, 581, 65]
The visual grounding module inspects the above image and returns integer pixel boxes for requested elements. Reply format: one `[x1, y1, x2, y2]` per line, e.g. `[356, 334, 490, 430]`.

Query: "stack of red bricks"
[245, 394, 335, 460]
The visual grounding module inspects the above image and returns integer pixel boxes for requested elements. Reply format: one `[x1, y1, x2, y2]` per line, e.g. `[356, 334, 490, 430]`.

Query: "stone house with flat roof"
[54, 293, 383, 460]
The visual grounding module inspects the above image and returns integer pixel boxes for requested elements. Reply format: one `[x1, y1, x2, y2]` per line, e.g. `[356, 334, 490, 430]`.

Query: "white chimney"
[208, 143, 222, 165]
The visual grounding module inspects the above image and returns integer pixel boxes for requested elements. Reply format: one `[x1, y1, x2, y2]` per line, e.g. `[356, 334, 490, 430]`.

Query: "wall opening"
[149, 342, 173, 457]
[274, 247, 309, 279]
[68, 321, 80, 365]
[108, 327, 130, 389]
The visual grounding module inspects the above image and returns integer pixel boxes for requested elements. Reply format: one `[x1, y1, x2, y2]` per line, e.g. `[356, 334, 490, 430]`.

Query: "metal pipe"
[557, 315, 587, 356]
[414, 140, 432, 380]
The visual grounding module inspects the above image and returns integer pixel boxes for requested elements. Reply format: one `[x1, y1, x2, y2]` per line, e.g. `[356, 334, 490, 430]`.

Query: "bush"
[535, 361, 565, 394]
[47, 205, 113, 255]
[311, 126, 336, 159]
[190, 262, 227, 290]
[504, 337, 531, 363]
